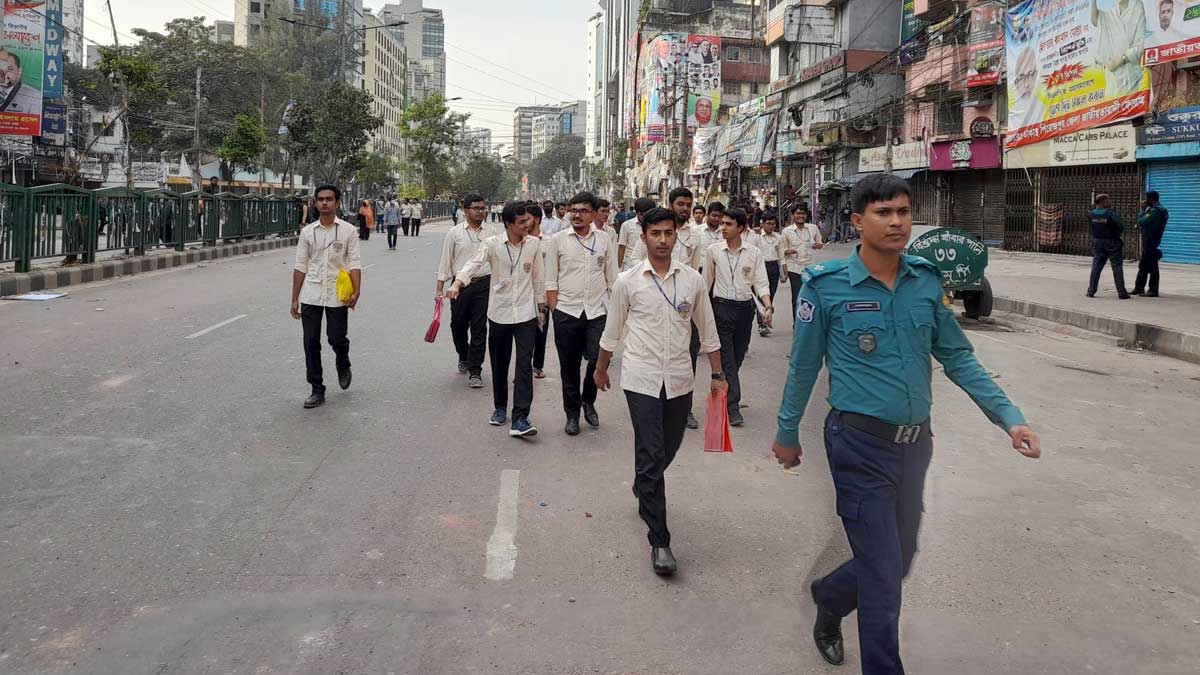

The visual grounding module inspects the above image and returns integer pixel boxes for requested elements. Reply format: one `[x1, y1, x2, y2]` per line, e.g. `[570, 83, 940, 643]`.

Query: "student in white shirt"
[690, 204, 707, 229]
[698, 201, 727, 254]
[754, 211, 785, 337]
[594, 206, 726, 576]
[526, 204, 550, 379]
[593, 198, 619, 248]
[545, 192, 620, 435]
[409, 200, 425, 237]
[780, 204, 824, 325]
[291, 184, 363, 409]
[540, 199, 565, 236]
[436, 194, 502, 387]
[702, 207, 773, 428]
[663, 187, 706, 431]
[617, 197, 656, 271]
[447, 202, 546, 437]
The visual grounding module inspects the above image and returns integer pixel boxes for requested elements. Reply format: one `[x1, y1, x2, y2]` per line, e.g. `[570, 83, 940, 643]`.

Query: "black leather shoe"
[1144, 292, 1159, 297]
[1118, 293, 1131, 300]
[338, 367, 352, 390]
[652, 546, 677, 576]
[811, 580, 845, 666]
[582, 402, 600, 428]
[686, 412, 699, 429]
[564, 418, 581, 436]
[729, 410, 745, 427]
[1131, 289, 1145, 296]
[303, 394, 325, 409]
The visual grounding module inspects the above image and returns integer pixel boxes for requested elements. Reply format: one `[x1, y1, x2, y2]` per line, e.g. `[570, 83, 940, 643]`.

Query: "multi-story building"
[234, 0, 366, 87]
[531, 114, 559, 160]
[513, 104, 565, 163]
[586, 12, 605, 159]
[460, 127, 493, 157]
[362, 11, 408, 159]
[62, 0, 85, 66]
[378, 1, 446, 102]
[521, 101, 587, 161]
[212, 20, 235, 44]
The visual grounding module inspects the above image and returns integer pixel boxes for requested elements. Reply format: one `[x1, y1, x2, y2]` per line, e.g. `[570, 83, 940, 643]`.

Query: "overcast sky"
[83, 0, 593, 151]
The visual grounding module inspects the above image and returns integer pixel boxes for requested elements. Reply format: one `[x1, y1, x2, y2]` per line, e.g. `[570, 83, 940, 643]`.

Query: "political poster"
[1142, 0, 1200, 64]
[966, 2, 1005, 87]
[638, 33, 687, 143]
[688, 126, 720, 175]
[900, 0, 928, 65]
[1004, 0, 1151, 149]
[684, 34, 721, 130]
[0, 0, 46, 136]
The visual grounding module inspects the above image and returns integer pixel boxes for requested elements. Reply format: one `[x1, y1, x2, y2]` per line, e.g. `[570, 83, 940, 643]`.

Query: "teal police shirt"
[775, 246, 1026, 448]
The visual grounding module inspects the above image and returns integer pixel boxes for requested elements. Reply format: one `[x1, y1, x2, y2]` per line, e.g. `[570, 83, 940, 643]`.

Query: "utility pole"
[104, 0, 133, 188]
[677, 77, 689, 188]
[192, 66, 202, 190]
[884, 112, 894, 174]
[259, 82, 267, 193]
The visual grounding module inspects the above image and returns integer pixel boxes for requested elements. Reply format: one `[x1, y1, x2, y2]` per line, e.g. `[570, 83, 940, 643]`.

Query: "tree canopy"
[529, 135, 585, 187]
[398, 93, 470, 196]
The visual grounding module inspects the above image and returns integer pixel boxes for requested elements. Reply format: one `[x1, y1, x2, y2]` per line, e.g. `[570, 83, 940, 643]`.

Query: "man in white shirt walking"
[781, 204, 824, 324]
[754, 211, 785, 337]
[436, 194, 501, 387]
[291, 185, 363, 409]
[540, 199, 565, 236]
[447, 202, 546, 437]
[595, 207, 726, 576]
[409, 200, 424, 237]
[617, 197, 656, 271]
[545, 192, 620, 435]
[702, 207, 773, 427]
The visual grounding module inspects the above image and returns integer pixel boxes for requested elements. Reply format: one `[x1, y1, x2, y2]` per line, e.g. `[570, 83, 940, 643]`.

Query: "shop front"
[929, 137, 1004, 245]
[1137, 107, 1200, 264]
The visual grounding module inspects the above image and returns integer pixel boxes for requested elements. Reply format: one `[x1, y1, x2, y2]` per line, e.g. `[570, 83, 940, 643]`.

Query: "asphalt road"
[2, 224, 1198, 674]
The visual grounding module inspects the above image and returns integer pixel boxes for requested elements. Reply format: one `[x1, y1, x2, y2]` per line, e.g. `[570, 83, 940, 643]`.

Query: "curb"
[994, 296, 1200, 365]
[0, 236, 299, 298]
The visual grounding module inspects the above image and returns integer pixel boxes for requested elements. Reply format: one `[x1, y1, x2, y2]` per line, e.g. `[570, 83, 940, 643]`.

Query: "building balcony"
[904, 44, 969, 99]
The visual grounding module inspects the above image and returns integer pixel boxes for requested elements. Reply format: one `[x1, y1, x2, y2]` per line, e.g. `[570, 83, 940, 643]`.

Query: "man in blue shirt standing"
[1133, 190, 1169, 297]
[772, 174, 1041, 674]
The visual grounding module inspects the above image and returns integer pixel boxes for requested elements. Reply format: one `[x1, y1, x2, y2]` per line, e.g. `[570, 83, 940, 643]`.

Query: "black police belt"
[840, 411, 929, 445]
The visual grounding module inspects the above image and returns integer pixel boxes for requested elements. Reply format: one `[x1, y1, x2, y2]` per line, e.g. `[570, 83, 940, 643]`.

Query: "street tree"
[452, 153, 507, 201]
[355, 152, 398, 195]
[218, 114, 268, 174]
[286, 82, 383, 185]
[529, 135, 585, 187]
[398, 93, 470, 196]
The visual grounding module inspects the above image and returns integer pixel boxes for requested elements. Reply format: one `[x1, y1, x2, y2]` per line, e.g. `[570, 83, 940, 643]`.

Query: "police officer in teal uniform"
[772, 174, 1042, 674]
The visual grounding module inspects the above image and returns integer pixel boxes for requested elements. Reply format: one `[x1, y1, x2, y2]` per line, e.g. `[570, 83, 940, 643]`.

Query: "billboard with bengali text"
[1004, 0, 1151, 149]
[1, 0, 46, 136]
[967, 2, 1005, 87]
[1141, 0, 1200, 64]
[638, 33, 722, 144]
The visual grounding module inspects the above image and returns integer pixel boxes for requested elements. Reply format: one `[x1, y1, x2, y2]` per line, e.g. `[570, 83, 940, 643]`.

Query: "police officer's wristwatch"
[711, 372, 726, 381]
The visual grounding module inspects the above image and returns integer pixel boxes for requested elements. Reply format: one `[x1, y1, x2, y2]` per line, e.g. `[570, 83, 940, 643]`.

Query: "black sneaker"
[510, 418, 538, 437]
[468, 375, 484, 388]
[729, 410, 745, 427]
[686, 411, 699, 429]
[303, 393, 325, 409]
[458, 361, 468, 374]
[338, 367, 352, 390]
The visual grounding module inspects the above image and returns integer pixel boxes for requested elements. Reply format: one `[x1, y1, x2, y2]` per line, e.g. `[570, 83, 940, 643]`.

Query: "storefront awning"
[891, 168, 927, 180]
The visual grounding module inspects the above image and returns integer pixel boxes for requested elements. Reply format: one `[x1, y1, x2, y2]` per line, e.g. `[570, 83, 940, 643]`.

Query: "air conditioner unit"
[1178, 55, 1200, 70]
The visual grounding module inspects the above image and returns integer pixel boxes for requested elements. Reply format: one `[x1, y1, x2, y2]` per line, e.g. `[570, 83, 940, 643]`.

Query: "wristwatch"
[712, 372, 726, 381]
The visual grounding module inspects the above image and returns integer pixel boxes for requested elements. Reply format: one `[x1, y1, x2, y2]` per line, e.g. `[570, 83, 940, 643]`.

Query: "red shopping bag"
[424, 299, 443, 343]
[703, 389, 734, 453]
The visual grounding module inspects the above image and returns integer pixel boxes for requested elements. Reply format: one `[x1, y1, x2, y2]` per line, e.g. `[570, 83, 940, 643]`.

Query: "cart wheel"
[963, 277, 994, 319]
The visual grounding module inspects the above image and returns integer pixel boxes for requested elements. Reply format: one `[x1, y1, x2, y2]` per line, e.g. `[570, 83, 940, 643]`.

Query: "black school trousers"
[712, 297, 755, 415]
[488, 319, 537, 420]
[450, 276, 490, 376]
[626, 387, 692, 547]
[300, 304, 349, 396]
[552, 309, 606, 418]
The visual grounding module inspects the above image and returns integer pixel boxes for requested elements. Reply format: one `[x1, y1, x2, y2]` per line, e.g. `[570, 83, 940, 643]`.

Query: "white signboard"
[784, 5, 837, 44]
[859, 141, 929, 172]
[1004, 123, 1136, 169]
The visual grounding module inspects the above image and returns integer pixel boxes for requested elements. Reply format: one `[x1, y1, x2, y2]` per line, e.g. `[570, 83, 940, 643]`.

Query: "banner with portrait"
[1141, 0, 1200, 64]
[683, 34, 721, 130]
[637, 32, 687, 143]
[1, 0, 46, 136]
[1004, 0, 1151, 149]
[967, 2, 1005, 87]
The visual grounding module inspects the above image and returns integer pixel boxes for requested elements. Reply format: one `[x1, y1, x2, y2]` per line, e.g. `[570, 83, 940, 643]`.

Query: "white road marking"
[971, 331, 1078, 364]
[99, 374, 133, 388]
[184, 314, 247, 340]
[407, 247, 417, 252]
[484, 469, 521, 581]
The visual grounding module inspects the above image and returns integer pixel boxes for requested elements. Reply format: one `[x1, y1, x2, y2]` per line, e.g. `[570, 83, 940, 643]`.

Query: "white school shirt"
[409, 202, 423, 219]
[702, 241, 770, 302]
[599, 259, 721, 399]
[540, 216, 566, 236]
[456, 234, 546, 324]
[293, 218, 363, 308]
[437, 222, 502, 282]
[673, 223, 703, 269]
[544, 226, 620, 319]
[781, 222, 823, 270]
[618, 218, 645, 270]
[756, 231, 784, 262]
[696, 225, 725, 264]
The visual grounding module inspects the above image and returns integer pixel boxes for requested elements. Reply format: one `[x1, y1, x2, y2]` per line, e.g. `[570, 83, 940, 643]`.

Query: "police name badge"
[797, 297, 815, 323]
[858, 333, 876, 354]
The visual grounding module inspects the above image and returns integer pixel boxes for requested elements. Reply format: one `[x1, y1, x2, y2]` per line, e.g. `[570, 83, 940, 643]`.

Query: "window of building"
[748, 47, 763, 63]
[723, 81, 742, 96]
[936, 97, 963, 136]
[725, 45, 741, 62]
[750, 82, 761, 94]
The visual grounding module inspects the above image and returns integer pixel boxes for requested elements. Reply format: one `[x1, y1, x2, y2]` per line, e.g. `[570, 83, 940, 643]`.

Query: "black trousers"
[386, 225, 398, 248]
[788, 271, 804, 326]
[626, 387, 692, 547]
[1134, 237, 1161, 294]
[1087, 238, 1127, 295]
[411, 218, 422, 236]
[552, 310, 605, 417]
[401, 217, 410, 236]
[301, 304, 350, 396]
[533, 315, 549, 370]
[758, 261, 781, 327]
[488, 319, 537, 419]
[713, 298, 755, 414]
[450, 276, 490, 376]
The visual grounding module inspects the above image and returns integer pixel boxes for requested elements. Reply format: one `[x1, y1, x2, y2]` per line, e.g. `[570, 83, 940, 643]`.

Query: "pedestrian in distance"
[755, 211, 785, 337]
[410, 200, 424, 237]
[399, 198, 411, 237]
[383, 198, 401, 249]
[1133, 190, 1168, 297]
[594, 206, 725, 576]
[545, 192, 619, 436]
[291, 184, 362, 409]
[526, 204, 550, 380]
[446, 202, 546, 438]
[617, 197, 657, 272]
[781, 204, 824, 325]
[1086, 193, 1131, 299]
[437, 194, 501, 387]
[702, 207, 773, 428]
[540, 199, 565, 236]
[772, 173, 1041, 674]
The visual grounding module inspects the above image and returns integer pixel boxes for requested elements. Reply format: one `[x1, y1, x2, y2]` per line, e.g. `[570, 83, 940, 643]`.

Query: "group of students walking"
[356, 196, 424, 250]
[295, 177, 1043, 675]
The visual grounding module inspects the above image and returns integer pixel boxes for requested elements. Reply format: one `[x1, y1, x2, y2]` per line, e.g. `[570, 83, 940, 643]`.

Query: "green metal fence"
[0, 185, 302, 273]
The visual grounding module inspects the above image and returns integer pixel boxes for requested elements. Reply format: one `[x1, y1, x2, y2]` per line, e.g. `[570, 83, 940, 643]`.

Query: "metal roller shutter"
[1147, 161, 1200, 264]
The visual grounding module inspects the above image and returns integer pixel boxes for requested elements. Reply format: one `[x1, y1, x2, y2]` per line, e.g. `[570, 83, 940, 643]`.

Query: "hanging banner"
[966, 2, 1005, 87]
[688, 126, 721, 174]
[1004, 0, 1151, 149]
[900, 0, 929, 65]
[0, 0, 46, 136]
[41, 0, 61, 98]
[1005, 123, 1137, 168]
[684, 34, 722, 131]
[638, 32, 687, 143]
[1142, 0, 1200, 64]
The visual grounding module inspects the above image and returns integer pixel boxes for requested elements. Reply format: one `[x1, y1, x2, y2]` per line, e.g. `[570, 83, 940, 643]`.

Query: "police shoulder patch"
[803, 259, 847, 281]
[905, 254, 940, 274]
[796, 297, 816, 323]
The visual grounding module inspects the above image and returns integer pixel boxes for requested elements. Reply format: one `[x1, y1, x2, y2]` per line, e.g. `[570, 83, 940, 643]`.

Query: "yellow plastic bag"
[336, 268, 355, 304]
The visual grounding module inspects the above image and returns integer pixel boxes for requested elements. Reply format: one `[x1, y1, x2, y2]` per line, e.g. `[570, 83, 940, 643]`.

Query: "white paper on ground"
[7, 292, 68, 301]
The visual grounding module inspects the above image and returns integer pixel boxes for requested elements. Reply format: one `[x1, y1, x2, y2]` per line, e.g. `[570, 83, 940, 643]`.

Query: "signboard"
[900, 0, 929, 68]
[929, 138, 1002, 170]
[966, 2, 1005, 88]
[39, 102, 65, 144]
[638, 33, 722, 142]
[798, 51, 844, 83]
[859, 141, 929, 172]
[1137, 105, 1200, 144]
[908, 228, 989, 288]
[1005, 123, 1137, 168]
[970, 116, 997, 137]
[1141, 0, 1200, 65]
[624, 31, 640, 137]
[0, 0, 46, 136]
[42, 0, 62, 98]
[684, 34, 722, 130]
[1004, 0, 1151, 149]
[784, 5, 836, 44]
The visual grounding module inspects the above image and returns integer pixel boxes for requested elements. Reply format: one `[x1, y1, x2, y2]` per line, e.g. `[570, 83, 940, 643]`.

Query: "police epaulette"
[800, 259, 847, 283]
[904, 255, 940, 273]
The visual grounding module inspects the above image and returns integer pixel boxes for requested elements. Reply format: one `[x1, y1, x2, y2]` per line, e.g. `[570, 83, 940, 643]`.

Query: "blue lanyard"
[650, 271, 680, 311]
[505, 239, 525, 277]
[725, 248, 744, 287]
[574, 232, 597, 256]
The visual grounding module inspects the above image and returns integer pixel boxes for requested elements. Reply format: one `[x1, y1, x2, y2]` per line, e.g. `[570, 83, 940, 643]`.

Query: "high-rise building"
[520, 101, 588, 162]
[460, 127, 493, 156]
[62, 0, 85, 66]
[234, 0, 366, 87]
[586, 12, 605, 159]
[362, 11, 407, 159]
[378, 1, 446, 102]
[513, 105, 563, 163]
[212, 20, 235, 44]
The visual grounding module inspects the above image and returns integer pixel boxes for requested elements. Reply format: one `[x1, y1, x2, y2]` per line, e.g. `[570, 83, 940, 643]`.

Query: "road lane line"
[971, 331, 1078, 363]
[484, 469, 521, 581]
[407, 247, 417, 252]
[184, 314, 247, 340]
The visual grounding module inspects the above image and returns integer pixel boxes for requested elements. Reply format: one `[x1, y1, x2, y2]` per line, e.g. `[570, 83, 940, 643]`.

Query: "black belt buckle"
[893, 424, 922, 444]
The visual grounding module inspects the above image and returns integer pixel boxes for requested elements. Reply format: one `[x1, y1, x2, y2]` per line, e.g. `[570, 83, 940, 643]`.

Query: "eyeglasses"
[570, 208, 594, 215]
[467, 206, 487, 211]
